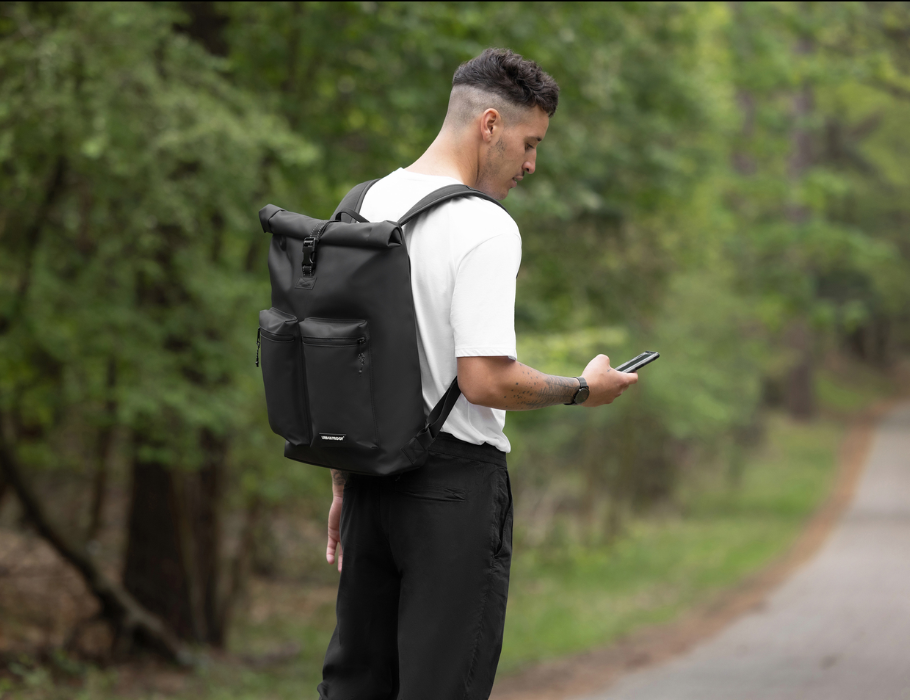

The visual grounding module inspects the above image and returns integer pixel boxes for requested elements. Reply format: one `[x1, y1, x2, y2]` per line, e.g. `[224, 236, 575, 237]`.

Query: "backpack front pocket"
[258, 308, 311, 446]
[301, 318, 379, 449]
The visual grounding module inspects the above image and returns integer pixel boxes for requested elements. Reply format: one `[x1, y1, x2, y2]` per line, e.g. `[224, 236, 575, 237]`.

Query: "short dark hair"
[452, 48, 559, 117]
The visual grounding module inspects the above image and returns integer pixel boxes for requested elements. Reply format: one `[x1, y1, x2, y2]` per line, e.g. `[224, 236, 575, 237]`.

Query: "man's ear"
[479, 108, 501, 143]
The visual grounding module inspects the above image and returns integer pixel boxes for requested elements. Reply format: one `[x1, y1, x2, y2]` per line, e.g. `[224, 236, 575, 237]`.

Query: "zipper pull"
[255, 328, 261, 367]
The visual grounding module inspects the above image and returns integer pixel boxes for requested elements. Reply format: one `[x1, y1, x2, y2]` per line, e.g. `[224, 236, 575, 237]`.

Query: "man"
[318, 48, 638, 700]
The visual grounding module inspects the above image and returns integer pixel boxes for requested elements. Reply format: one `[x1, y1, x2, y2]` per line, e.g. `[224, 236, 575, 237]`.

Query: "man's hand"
[326, 470, 346, 572]
[580, 354, 638, 407]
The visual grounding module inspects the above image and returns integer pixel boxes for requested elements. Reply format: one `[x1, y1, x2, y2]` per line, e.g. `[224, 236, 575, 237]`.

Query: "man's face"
[476, 106, 550, 200]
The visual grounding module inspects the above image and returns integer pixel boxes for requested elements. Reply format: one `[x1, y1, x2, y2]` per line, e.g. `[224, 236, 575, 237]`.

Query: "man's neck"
[405, 131, 476, 187]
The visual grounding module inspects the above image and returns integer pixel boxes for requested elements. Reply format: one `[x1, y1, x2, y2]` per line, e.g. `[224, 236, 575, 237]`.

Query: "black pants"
[317, 433, 513, 700]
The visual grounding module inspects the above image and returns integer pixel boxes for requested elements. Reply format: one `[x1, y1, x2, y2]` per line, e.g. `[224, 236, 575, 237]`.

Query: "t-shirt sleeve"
[451, 232, 521, 360]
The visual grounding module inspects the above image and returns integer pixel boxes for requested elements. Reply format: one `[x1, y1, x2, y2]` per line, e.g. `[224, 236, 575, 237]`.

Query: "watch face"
[576, 386, 590, 404]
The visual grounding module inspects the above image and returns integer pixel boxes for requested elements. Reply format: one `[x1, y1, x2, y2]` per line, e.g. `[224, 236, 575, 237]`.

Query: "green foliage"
[2, 0, 909, 534]
[1, 0, 910, 669]
[0, 2, 308, 474]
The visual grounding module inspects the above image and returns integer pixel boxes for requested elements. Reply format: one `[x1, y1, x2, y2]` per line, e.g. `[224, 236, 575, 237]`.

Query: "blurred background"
[1, 2, 909, 697]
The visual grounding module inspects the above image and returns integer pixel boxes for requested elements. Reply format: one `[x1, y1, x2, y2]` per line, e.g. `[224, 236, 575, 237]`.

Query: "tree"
[3, 0, 910, 663]
[0, 1, 312, 654]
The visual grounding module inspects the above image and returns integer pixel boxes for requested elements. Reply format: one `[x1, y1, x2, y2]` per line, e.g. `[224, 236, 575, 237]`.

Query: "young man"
[318, 48, 638, 700]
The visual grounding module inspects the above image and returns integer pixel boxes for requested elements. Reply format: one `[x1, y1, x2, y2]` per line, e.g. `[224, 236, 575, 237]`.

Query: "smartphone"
[615, 351, 660, 373]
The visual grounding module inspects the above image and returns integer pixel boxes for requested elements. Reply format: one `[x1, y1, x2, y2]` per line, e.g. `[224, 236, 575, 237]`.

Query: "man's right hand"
[580, 354, 638, 407]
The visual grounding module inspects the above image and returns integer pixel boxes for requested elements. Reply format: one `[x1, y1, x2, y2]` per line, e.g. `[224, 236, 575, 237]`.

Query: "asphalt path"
[579, 402, 910, 700]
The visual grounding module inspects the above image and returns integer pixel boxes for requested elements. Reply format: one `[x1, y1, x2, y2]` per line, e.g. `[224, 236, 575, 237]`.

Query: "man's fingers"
[327, 537, 343, 571]
[626, 371, 639, 385]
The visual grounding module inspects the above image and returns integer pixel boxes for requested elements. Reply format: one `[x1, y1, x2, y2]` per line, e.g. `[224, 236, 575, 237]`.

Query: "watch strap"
[565, 376, 589, 405]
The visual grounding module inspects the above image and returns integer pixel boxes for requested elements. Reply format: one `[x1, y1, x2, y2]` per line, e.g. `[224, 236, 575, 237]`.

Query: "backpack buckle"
[302, 236, 317, 276]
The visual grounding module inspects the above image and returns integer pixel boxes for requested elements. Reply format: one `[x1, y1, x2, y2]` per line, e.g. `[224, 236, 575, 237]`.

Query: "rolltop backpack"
[256, 180, 506, 476]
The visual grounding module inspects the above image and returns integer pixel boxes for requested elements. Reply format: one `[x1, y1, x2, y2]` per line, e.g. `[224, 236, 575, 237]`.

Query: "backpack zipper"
[301, 336, 366, 347]
[301, 336, 367, 373]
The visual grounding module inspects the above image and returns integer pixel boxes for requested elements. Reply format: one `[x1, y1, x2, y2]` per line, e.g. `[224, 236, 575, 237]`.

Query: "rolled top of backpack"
[259, 205, 403, 249]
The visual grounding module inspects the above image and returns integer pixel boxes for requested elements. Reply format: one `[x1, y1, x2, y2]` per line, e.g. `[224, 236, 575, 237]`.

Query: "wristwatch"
[565, 376, 590, 406]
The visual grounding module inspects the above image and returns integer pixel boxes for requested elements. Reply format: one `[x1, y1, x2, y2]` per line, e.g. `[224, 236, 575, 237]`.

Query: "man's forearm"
[458, 357, 579, 410]
[502, 362, 578, 410]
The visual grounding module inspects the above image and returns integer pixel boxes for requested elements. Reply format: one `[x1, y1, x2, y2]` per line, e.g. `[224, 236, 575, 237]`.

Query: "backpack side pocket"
[301, 317, 379, 450]
[259, 308, 311, 446]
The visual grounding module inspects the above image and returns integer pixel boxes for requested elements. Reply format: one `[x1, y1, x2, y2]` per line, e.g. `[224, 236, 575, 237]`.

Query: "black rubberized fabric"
[257, 183, 506, 476]
[317, 434, 513, 700]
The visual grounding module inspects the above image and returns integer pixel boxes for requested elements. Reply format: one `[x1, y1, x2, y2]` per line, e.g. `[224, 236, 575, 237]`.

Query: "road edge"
[490, 399, 901, 700]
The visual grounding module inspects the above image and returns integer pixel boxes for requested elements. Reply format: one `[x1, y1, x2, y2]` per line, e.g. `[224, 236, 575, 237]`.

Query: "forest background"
[1, 1, 909, 698]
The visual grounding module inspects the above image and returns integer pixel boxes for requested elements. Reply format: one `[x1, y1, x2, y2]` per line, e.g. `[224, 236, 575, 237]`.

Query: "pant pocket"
[301, 317, 379, 450]
[258, 308, 311, 446]
[494, 470, 513, 558]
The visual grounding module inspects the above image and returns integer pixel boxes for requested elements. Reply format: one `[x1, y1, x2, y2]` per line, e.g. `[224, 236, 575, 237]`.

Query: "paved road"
[579, 403, 910, 700]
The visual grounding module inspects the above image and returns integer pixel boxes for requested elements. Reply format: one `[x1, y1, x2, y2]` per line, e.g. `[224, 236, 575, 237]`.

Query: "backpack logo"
[320, 433, 345, 442]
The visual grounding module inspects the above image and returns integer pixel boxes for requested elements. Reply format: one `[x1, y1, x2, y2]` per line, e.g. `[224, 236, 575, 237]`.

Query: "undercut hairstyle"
[445, 48, 559, 129]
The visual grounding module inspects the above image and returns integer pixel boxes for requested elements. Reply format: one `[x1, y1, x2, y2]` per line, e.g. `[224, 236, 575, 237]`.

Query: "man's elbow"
[457, 356, 514, 409]
[458, 377, 488, 406]
[457, 377, 501, 408]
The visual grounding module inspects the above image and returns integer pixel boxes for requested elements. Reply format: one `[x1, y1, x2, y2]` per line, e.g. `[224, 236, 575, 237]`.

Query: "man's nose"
[524, 156, 536, 175]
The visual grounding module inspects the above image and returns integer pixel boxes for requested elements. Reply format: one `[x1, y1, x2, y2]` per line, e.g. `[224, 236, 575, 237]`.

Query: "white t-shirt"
[359, 168, 521, 453]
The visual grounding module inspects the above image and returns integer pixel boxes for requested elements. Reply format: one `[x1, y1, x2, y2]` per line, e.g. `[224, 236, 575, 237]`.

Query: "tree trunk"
[784, 33, 817, 420]
[122, 449, 199, 641]
[122, 429, 227, 646]
[732, 89, 757, 175]
[87, 358, 117, 541]
[785, 318, 815, 420]
[196, 428, 227, 646]
[218, 495, 261, 639]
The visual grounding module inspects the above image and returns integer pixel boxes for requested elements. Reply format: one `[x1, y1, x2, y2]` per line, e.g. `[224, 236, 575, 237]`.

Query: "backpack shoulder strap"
[398, 185, 506, 226]
[332, 179, 380, 222]
[401, 377, 463, 467]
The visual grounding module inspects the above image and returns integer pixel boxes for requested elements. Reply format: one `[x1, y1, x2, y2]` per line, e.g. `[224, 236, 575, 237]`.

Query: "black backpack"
[257, 180, 505, 476]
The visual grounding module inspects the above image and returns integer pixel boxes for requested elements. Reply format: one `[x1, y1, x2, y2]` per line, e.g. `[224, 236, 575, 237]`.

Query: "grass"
[498, 413, 841, 672]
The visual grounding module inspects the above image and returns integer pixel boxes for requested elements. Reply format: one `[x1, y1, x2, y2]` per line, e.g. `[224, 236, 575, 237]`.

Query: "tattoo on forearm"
[331, 469, 348, 487]
[506, 364, 578, 409]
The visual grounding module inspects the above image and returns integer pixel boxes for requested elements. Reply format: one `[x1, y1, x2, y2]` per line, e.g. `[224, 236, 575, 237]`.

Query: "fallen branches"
[0, 428, 193, 666]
